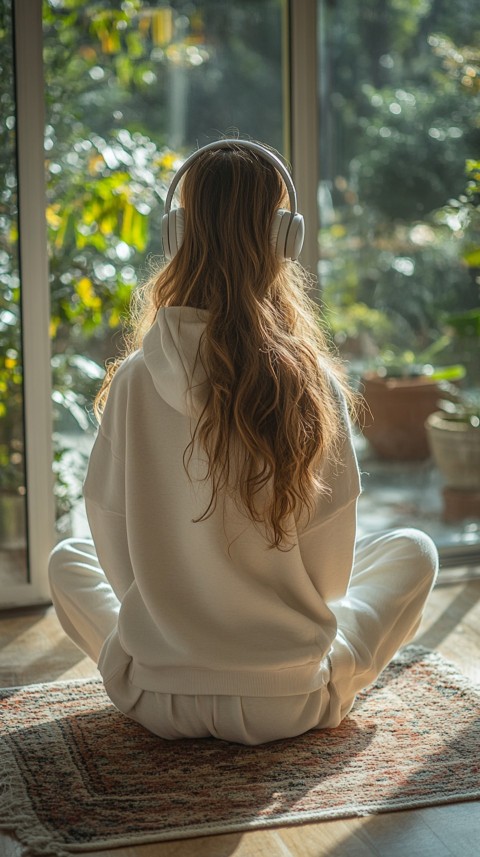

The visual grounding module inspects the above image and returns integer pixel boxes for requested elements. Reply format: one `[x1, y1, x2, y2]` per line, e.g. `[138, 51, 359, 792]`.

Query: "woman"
[49, 139, 438, 745]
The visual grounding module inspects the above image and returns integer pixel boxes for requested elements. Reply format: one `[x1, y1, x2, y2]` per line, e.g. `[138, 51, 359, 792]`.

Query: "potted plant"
[426, 395, 480, 522]
[360, 351, 465, 461]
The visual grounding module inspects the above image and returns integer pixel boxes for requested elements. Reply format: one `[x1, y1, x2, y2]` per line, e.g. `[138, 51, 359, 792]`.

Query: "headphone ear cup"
[285, 212, 305, 261]
[162, 208, 185, 260]
[270, 209, 305, 261]
[270, 209, 290, 260]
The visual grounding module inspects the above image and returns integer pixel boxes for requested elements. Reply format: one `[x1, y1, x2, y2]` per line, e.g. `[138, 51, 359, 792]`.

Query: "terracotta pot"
[441, 487, 480, 523]
[425, 412, 480, 490]
[360, 373, 445, 460]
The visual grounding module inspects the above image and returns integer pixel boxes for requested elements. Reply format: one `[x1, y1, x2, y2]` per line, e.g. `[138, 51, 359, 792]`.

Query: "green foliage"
[437, 393, 480, 427]
[319, 0, 480, 381]
[43, 0, 181, 360]
[45, 127, 178, 356]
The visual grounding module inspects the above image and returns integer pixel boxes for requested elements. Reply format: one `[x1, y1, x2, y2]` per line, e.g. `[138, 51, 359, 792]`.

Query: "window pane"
[318, 0, 480, 559]
[0, 2, 28, 584]
[43, 0, 287, 540]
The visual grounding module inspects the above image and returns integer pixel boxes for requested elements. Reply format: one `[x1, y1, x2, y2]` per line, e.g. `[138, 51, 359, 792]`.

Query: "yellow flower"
[76, 277, 102, 310]
[46, 205, 62, 229]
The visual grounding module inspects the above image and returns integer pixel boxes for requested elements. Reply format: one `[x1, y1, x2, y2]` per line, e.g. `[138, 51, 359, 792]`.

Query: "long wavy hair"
[95, 141, 354, 549]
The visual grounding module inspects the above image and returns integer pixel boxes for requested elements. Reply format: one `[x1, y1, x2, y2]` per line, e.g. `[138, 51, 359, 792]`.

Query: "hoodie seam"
[164, 311, 193, 396]
[83, 495, 126, 518]
[96, 428, 124, 465]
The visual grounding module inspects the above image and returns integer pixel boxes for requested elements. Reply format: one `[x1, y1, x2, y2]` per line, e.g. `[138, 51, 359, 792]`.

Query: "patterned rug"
[0, 647, 479, 857]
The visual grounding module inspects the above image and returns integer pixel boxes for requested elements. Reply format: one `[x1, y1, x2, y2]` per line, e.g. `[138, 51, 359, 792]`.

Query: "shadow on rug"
[0, 646, 479, 857]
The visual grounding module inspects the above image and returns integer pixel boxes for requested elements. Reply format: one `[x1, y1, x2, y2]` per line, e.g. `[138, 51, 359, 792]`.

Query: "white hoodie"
[84, 306, 361, 697]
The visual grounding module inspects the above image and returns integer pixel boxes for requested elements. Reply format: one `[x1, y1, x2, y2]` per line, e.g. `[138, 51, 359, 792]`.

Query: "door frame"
[3, 0, 54, 607]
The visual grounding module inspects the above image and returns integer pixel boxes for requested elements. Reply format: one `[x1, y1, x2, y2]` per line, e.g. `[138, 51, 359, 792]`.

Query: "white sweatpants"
[48, 528, 437, 745]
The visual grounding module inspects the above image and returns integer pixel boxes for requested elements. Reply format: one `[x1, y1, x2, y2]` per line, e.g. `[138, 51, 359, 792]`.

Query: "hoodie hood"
[143, 306, 210, 417]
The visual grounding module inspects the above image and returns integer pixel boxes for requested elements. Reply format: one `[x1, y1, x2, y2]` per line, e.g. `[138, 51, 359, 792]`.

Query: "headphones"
[161, 139, 305, 261]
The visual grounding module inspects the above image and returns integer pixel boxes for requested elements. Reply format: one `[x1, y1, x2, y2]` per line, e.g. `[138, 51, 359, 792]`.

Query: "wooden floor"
[1, 577, 479, 857]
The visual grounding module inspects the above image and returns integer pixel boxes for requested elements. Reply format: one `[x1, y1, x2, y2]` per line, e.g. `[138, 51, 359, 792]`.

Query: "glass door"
[318, 0, 480, 571]
[1, 0, 54, 607]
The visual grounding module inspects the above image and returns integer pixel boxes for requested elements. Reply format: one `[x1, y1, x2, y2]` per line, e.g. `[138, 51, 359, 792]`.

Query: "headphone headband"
[164, 139, 298, 215]
[162, 138, 305, 261]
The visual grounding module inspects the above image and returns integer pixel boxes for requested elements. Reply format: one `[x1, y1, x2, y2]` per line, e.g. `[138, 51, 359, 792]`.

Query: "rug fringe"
[0, 741, 72, 857]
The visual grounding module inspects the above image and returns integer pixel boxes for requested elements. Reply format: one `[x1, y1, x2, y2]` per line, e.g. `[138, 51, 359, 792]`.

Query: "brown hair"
[96, 142, 354, 549]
